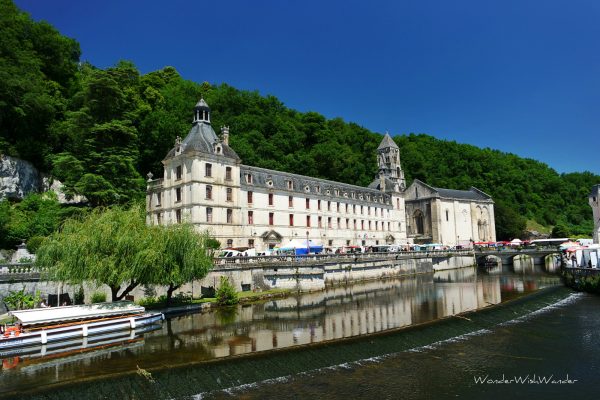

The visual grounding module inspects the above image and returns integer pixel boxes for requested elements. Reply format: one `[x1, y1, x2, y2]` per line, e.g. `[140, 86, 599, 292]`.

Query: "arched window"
[414, 210, 424, 235]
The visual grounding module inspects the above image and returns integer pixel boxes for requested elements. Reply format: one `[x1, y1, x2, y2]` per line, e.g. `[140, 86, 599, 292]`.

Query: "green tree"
[35, 205, 159, 301]
[150, 223, 214, 307]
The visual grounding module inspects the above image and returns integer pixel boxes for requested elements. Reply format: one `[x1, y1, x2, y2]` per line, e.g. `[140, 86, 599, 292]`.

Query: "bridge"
[474, 247, 562, 266]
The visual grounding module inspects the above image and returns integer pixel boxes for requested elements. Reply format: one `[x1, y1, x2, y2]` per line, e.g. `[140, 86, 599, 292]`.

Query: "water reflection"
[0, 267, 560, 396]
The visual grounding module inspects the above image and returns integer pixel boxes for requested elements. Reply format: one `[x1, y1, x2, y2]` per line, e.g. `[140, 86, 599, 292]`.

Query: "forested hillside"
[0, 0, 597, 249]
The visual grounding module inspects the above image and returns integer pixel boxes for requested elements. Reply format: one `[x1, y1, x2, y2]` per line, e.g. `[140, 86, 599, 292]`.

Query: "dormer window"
[176, 165, 182, 181]
[214, 144, 222, 155]
[287, 180, 294, 190]
[245, 173, 253, 184]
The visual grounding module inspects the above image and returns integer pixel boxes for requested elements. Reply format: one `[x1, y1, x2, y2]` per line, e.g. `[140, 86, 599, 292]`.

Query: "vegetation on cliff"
[0, 0, 597, 245]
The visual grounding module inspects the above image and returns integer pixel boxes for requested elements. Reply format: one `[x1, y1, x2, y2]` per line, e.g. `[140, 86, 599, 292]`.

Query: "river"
[2, 265, 595, 399]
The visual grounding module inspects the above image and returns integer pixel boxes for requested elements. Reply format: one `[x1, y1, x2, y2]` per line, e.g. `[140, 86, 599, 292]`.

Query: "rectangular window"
[269, 212, 274, 226]
[247, 191, 253, 204]
[353, 219, 357, 230]
[337, 217, 341, 229]
[175, 188, 181, 203]
[248, 211, 254, 224]
[245, 173, 253, 184]
[318, 216, 322, 228]
[446, 210, 449, 221]
[175, 209, 181, 223]
[156, 213, 162, 225]
[226, 188, 233, 202]
[345, 204, 348, 213]
[287, 180, 293, 190]
[289, 196, 293, 208]
[248, 239, 255, 248]
[361, 205, 364, 215]
[206, 207, 213, 222]
[327, 201, 331, 211]
[328, 217, 332, 228]
[396, 198, 400, 209]
[318, 200, 321, 210]
[337, 202, 340, 212]
[176, 165, 182, 180]
[289, 214, 294, 226]
[369, 221, 372, 230]
[227, 209, 233, 224]
[206, 185, 212, 200]
[346, 218, 349, 229]
[156, 193, 161, 206]
[346, 240, 351, 246]
[225, 166, 232, 181]
[328, 239, 333, 247]
[306, 215, 311, 227]
[368, 207, 371, 216]
[306, 198, 310, 209]
[353, 205, 356, 214]
[205, 163, 212, 177]
[268, 193, 274, 206]
[388, 222, 391, 231]
[361, 220, 365, 230]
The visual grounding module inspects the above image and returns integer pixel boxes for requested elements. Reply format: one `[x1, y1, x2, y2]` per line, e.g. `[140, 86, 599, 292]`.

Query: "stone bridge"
[474, 248, 562, 267]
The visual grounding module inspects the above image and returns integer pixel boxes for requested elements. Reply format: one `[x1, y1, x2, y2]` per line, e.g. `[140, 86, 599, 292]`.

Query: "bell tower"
[377, 132, 406, 191]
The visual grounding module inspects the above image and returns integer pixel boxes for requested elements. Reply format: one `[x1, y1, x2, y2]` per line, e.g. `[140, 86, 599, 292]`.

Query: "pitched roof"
[433, 187, 491, 201]
[165, 122, 240, 161]
[377, 133, 399, 150]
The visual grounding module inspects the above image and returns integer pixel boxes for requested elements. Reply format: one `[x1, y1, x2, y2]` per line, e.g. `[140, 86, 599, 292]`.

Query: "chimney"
[221, 126, 229, 146]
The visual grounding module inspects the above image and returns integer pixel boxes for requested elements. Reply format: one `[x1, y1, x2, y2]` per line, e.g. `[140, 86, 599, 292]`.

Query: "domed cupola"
[192, 97, 211, 124]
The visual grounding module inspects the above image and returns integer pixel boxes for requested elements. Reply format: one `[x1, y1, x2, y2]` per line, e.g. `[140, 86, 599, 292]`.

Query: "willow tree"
[36, 205, 162, 301]
[150, 223, 214, 306]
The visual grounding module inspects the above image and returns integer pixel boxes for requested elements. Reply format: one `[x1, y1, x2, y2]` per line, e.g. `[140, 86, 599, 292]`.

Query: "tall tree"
[36, 205, 159, 301]
[150, 223, 214, 306]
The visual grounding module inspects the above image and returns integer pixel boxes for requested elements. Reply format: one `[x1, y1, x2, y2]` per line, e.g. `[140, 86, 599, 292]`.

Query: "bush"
[91, 292, 107, 303]
[216, 276, 238, 306]
[4, 289, 41, 310]
[74, 286, 85, 305]
[26, 236, 46, 253]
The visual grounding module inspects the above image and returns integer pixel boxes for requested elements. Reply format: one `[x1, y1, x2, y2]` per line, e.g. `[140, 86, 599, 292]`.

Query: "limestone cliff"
[0, 154, 42, 200]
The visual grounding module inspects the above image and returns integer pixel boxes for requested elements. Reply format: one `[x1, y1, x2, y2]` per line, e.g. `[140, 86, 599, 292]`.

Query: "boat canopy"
[9, 301, 145, 327]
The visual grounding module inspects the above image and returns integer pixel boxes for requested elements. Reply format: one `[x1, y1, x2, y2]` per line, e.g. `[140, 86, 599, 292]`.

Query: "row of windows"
[247, 211, 392, 231]
[158, 188, 396, 215]
[243, 172, 386, 204]
[247, 191, 391, 217]
[175, 164, 233, 181]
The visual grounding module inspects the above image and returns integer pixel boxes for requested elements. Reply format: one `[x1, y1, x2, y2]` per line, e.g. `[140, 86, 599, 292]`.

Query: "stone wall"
[0, 254, 475, 306]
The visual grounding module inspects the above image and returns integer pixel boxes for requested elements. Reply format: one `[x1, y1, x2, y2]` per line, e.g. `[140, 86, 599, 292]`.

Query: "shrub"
[216, 276, 238, 306]
[3, 289, 40, 310]
[74, 286, 85, 305]
[26, 236, 46, 253]
[91, 292, 107, 303]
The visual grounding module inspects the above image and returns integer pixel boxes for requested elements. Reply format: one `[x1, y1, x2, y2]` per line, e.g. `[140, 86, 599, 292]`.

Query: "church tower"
[376, 133, 406, 192]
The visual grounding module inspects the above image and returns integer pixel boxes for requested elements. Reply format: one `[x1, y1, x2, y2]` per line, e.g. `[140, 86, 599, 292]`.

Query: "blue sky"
[15, 0, 600, 174]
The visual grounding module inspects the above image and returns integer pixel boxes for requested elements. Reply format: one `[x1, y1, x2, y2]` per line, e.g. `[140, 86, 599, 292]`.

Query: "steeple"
[376, 132, 406, 191]
[192, 97, 211, 124]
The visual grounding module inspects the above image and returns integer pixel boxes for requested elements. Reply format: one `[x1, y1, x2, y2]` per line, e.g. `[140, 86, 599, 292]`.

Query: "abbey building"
[146, 99, 495, 250]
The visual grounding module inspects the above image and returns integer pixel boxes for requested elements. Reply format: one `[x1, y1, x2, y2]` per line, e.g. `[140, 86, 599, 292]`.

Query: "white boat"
[0, 301, 164, 351]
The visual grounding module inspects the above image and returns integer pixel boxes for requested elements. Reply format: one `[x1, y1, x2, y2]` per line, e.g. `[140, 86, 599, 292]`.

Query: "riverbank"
[562, 267, 600, 294]
[4, 281, 571, 399]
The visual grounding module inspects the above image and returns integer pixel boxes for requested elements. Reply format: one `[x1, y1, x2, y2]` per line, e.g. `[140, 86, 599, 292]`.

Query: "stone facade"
[404, 180, 496, 246]
[146, 98, 494, 250]
[590, 185, 600, 244]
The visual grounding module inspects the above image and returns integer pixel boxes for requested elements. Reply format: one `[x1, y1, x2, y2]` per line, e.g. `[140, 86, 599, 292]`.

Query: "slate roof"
[433, 187, 491, 201]
[240, 164, 391, 205]
[164, 122, 240, 161]
[377, 133, 399, 150]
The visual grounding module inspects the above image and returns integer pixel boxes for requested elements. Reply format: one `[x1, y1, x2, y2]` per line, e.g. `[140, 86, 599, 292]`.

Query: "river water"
[2, 265, 595, 399]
